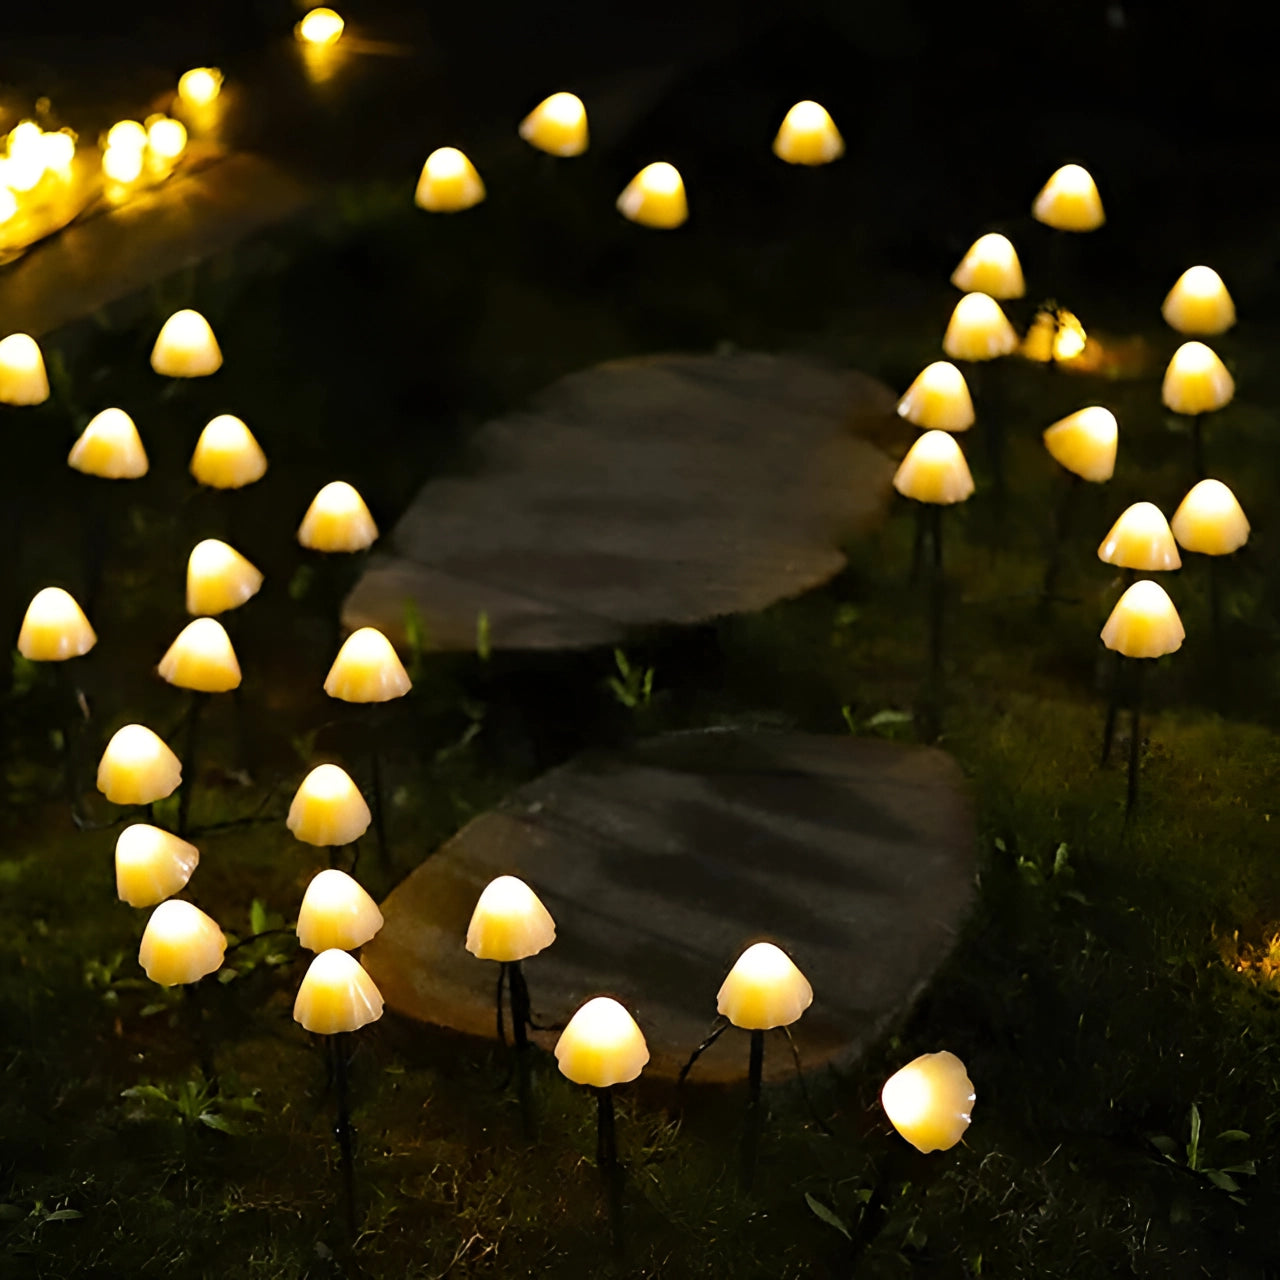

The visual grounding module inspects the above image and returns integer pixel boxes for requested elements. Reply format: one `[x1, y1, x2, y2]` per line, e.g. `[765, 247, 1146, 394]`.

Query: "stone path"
[362, 729, 973, 1083]
[344, 351, 899, 650]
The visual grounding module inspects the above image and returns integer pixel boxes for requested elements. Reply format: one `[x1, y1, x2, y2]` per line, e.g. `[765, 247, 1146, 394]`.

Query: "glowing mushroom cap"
[139, 900, 225, 986]
[896, 362, 974, 433]
[97, 724, 182, 806]
[158, 618, 242, 693]
[772, 100, 844, 166]
[414, 147, 486, 213]
[68, 408, 149, 479]
[881, 1050, 975, 1153]
[288, 764, 372, 847]
[1101, 580, 1185, 659]
[297, 481, 378, 553]
[293, 949, 384, 1034]
[115, 824, 199, 908]
[1097, 502, 1181, 571]
[1032, 163, 1105, 231]
[1162, 341, 1234, 415]
[186, 540, 264, 616]
[943, 293, 1019, 362]
[178, 67, 223, 109]
[950, 233, 1025, 299]
[106, 120, 147, 151]
[151, 309, 222, 378]
[893, 430, 975, 505]
[519, 92, 589, 157]
[0, 333, 50, 405]
[465, 875, 557, 962]
[1042, 407, 1117, 483]
[616, 162, 688, 230]
[296, 6, 345, 45]
[1170, 479, 1249, 556]
[296, 869, 384, 953]
[103, 143, 144, 184]
[1162, 266, 1235, 336]
[554, 996, 650, 1087]
[146, 116, 187, 162]
[324, 628, 411, 703]
[18, 587, 96, 661]
[190, 415, 267, 489]
[716, 942, 813, 1030]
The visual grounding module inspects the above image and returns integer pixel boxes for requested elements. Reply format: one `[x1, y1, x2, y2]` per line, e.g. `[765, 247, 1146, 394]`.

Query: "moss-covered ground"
[6, 18, 1280, 1276]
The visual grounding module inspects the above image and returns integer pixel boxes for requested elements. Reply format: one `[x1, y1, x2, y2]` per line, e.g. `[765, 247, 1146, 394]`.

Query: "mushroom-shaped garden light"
[0, 333, 50, 405]
[186, 540, 263, 617]
[896, 362, 974, 434]
[519, 92, 588, 157]
[97, 724, 182, 815]
[1162, 266, 1235, 336]
[555, 996, 649, 1251]
[139, 899, 225, 986]
[893, 431, 974, 739]
[772, 100, 844, 166]
[190, 415, 267, 490]
[881, 1051, 976, 1153]
[287, 763, 372, 866]
[296, 869, 383, 953]
[115, 824, 199, 908]
[1040, 407, 1118, 600]
[1172, 479, 1249, 668]
[616, 162, 687, 229]
[151, 309, 222, 378]
[950, 233, 1024, 299]
[1032, 163, 1104, 232]
[1101, 581, 1184, 814]
[158, 618, 242, 834]
[414, 147, 485, 213]
[1162, 341, 1234, 477]
[68, 409, 148, 479]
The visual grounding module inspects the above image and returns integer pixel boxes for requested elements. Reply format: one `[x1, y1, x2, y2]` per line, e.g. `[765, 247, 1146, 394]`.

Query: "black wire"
[676, 1016, 729, 1086]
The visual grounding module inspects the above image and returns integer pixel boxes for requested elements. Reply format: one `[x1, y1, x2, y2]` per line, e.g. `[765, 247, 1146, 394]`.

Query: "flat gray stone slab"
[362, 730, 973, 1083]
[344, 352, 898, 651]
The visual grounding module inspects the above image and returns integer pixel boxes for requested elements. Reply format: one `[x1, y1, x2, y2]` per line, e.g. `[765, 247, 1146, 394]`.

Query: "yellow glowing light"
[0, 333, 50, 406]
[616, 162, 688, 229]
[1097, 502, 1181, 572]
[950, 233, 1024, 299]
[106, 120, 147, 152]
[3, 150, 45, 192]
[287, 764, 372, 848]
[0, 188, 16, 224]
[881, 1051, 975, 1153]
[186, 539, 264, 616]
[896, 362, 974, 433]
[1162, 341, 1234, 416]
[296, 869, 384, 953]
[942, 292, 1018, 362]
[1042, 407, 1117, 483]
[772, 100, 844, 166]
[1162, 265, 1235, 336]
[1052, 310, 1087, 361]
[297, 480, 378, 552]
[414, 147, 486, 213]
[38, 130, 76, 176]
[554, 996, 650, 1088]
[893, 429, 975, 505]
[1032, 163, 1105, 232]
[519, 92, 589, 157]
[97, 724, 182, 807]
[1101, 580, 1185, 659]
[116, 824, 200, 908]
[178, 67, 223, 109]
[323, 627, 412, 703]
[466, 876, 557, 962]
[151, 309, 222, 377]
[297, 7, 345, 45]
[146, 116, 187, 162]
[294, 949, 384, 1035]
[139, 900, 226, 986]
[1170, 479, 1250, 557]
[18, 587, 96, 662]
[716, 942, 813, 1030]
[158, 617, 242, 693]
[103, 144, 144, 185]
[68, 408, 149, 480]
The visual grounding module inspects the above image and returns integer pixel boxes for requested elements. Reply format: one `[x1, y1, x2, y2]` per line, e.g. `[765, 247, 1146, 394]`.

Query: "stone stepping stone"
[344, 351, 898, 651]
[362, 729, 973, 1083]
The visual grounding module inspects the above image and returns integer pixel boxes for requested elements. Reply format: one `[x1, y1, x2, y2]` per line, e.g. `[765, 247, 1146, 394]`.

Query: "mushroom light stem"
[414, 147, 486, 212]
[616, 162, 688, 229]
[519, 92, 588, 157]
[0, 333, 50, 405]
[772, 100, 844, 166]
[881, 1051, 976, 1153]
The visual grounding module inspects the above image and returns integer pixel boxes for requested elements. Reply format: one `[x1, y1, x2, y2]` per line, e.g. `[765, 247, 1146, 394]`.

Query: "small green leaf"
[43, 1209, 83, 1222]
[1052, 843, 1070, 875]
[0, 1204, 23, 1221]
[1204, 1170, 1240, 1193]
[863, 709, 913, 731]
[1187, 1103, 1202, 1169]
[249, 898, 268, 937]
[199, 1112, 240, 1134]
[475, 610, 491, 662]
[1150, 1135, 1178, 1157]
[804, 1193, 851, 1241]
[1217, 1130, 1250, 1143]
